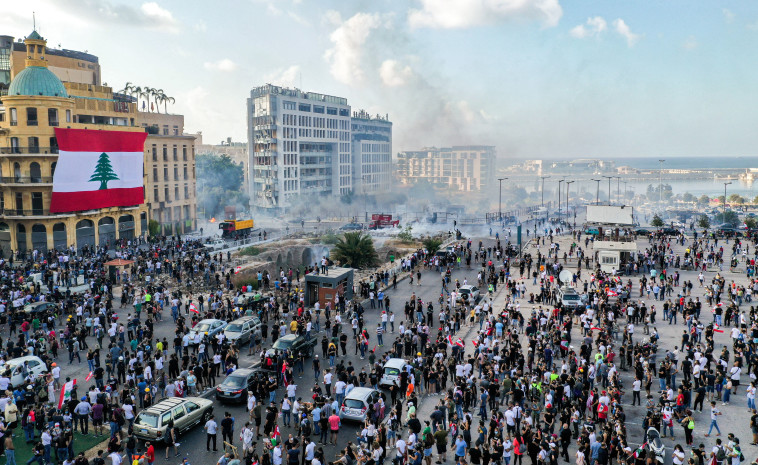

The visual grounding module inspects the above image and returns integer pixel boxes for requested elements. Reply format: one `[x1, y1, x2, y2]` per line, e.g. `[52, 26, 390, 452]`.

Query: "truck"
[219, 219, 255, 239]
[369, 214, 399, 229]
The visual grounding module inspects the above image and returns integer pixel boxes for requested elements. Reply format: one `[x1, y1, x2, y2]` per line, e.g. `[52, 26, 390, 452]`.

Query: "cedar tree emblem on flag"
[89, 152, 120, 190]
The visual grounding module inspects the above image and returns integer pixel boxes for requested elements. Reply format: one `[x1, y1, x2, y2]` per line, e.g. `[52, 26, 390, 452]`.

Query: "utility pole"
[498, 177, 507, 221]
[540, 176, 550, 208]
[558, 179, 564, 217]
[591, 179, 600, 205]
[622, 181, 628, 203]
[614, 176, 621, 204]
[602, 176, 613, 205]
[659, 159, 665, 213]
[723, 181, 732, 224]
[566, 181, 575, 226]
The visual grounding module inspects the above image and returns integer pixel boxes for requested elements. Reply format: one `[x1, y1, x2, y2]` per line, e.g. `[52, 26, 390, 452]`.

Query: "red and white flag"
[713, 324, 724, 333]
[50, 128, 146, 213]
[85, 371, 93, 382]
[189, 303, 199, 314]
[455, 338, 465, 348]
[447, 335, 454, 346]
[58, 378, 77, 409]
[607, 290, 618, 297]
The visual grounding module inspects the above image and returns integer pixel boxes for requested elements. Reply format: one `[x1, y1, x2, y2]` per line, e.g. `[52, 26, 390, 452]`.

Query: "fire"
[209, 217, 216, 223]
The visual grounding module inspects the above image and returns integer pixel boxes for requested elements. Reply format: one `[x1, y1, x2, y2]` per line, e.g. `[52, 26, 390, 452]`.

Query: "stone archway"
[301, 248, 313, 267]
[52, 223, 66, 250]
[31, 224, 47, 252]
[286, 251, 293, 265]
[76, 219, 95, 250]
[98, 217, 116, 247]
[0, 222, 10, 258]
[16, 223, 26, 253]
[118, 214, 135, 241]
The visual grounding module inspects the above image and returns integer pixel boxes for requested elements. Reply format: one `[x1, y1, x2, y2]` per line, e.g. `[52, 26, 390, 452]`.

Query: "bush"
[240, 246, 263, 256]
[397, 225, 413, 243]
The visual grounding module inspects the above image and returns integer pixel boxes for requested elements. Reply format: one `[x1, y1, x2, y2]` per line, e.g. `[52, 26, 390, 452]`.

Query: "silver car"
[223, 316, 261, 346]
[188, 319, 228, 343]
[339, 387, 380, 422]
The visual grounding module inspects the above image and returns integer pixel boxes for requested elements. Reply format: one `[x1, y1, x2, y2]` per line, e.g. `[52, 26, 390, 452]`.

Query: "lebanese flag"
[607, 290, 618, 297]
[591, 326, 602, 331]
[50, 128, 146, 213]
[85, 371, 93, 382]
[447, 335, 454, 346]
[189, 303, 199, 314]
[455, 338, 465, 348]
[472, 340, 480, 348]
[272, 425, 281, 445]
[58, 378, 77, 409]
[713, 324, 724, 333]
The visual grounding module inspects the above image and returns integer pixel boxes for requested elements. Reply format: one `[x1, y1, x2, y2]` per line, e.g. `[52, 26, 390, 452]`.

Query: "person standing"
[205, 414, 218, 452]
[164, 421, 179, 459]
[221, 412, 235, 447]
[4, 434, 14, 465]
[705, 402, 722, 437]
[328, 412, 340, 445]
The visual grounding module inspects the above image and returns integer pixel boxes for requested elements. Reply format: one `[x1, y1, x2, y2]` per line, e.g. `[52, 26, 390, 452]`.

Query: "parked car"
[584, 228, 600, 236]
[223, 316, 261, 346]
[133, 397, 214, 442]
[1, 356, 48, 388]
[339, 223, 363, 231]
[23, 302, 57, 314]
[633, 228, 650, 236]
[188, 319, 228, 343]
[339, 387, 381, 422]
[270, 334, 317, 357]
[379, 358, 408, 388]
[215, 368, 268, 404]
[457, 285, 480, 304]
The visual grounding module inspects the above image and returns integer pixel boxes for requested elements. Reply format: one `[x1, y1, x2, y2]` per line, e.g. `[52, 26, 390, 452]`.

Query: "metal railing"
[0, 176, 54, 183]
[0, 208, 50, 216]
[0, 147, 58, 154]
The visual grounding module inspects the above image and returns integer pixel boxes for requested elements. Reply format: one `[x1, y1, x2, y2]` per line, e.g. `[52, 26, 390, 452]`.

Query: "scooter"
[646, 427, 666, 464]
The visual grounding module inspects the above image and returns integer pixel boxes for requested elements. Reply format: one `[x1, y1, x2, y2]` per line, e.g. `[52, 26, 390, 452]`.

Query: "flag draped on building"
[50, 128, 146, 213]
[58, 379, 77, 409]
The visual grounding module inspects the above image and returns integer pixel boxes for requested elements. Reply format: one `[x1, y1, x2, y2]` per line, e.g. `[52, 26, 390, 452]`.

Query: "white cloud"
[683, 35, 698, 50]
[288, 11, 310, 26]
[324, 12, 385, 85]
[408, 0, 563, 29]
[379, 60, 414, 87]
[569, 16, 607, 38]
[203, 59, 238, 72]
[267, 4, 282, 16]
[613, 19, 641, 47]
[723, 8, 735, 23]
[264, 65, 301, 88]
[193, 21, 207, 33]
[54, 0, 180, 32]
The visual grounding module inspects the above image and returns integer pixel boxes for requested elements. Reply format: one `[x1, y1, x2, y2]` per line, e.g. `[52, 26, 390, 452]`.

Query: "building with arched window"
[0, 30, 148, 256]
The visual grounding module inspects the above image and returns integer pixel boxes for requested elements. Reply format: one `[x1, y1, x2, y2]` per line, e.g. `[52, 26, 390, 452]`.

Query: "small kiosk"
[104, 259, 134, 282]
[304, 267, 354, 309]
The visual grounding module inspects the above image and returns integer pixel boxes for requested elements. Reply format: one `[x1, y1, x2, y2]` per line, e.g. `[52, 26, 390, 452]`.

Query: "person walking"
[205, 414, 218, 452]
[705, 402, 722, 437]
[681, 411, 695, 446]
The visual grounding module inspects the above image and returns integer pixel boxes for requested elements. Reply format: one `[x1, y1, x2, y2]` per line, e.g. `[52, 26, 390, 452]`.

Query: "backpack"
[716, 446, 726, 462]
[517, 442, 526, 454]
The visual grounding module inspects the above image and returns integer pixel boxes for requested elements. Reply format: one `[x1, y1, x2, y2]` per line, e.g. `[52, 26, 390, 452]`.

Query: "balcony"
[0, 147, 58, 155]
[27, 120, 38, 126]
[0, 208, 50, 217]
[0, 177, 54, 184]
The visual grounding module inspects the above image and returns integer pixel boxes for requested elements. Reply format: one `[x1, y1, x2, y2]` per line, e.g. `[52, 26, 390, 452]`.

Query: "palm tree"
[119, 81, 133, 95]
[143, 87, 155, 112]
[163, 95, 175, 113]
[153, 88, 164, 113]
[330, 232, 378, 269]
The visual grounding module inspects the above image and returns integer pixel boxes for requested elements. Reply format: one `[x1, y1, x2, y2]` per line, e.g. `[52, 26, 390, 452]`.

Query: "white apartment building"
[396, 146, 496, 191]
[351, 110, 393, 194]
[247, 84, 353, 210]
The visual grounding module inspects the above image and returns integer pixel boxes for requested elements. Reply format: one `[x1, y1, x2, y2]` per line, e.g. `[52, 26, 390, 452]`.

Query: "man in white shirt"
[204, 414, 218, 451]
[334, 380, 346, 405]
[108, 451, 123, 465]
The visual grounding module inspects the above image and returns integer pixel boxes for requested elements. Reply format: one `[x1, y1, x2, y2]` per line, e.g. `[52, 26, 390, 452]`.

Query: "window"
[164, 187, 169, 202]
[173, 126, 179, 136]
[182, 146, 187, 161]
[601, 256, 617, 265]
[173, 166, 178, 180]
[9, 108, 16, 126]
[26, 108, 37, 126]
[174, 186, 179, 199]
[162, 146, 167, 161]
[65, 110, 71, 123]
[163, 167, 168, 181]
[15, 192, 22, 213]
[173, 146, 177, 161]
[30, 162, 41, 182]
[10, 137, 19, 154]
[154, 188, 159, 201]
[152, 145, 157, 162]
[313, 105, 325, 114]
[172, 406, 185, 420]
[183, 166, 188, 180]
[48, 108, 58, 126]
[184, 185, 189, 198]
[31, 192, 43, 215]
[184, 401, 200, 413]
[153, 167, 158, 181]
[160, 412, 172, 426]
[282, 101, 296, 110]
[298, 103, 311, 112]
[327, 107, 337, 115]
[28, 137, 39, 154]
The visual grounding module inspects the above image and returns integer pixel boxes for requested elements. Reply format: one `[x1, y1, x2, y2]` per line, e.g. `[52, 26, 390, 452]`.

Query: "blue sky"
[4, 0, 758, 159]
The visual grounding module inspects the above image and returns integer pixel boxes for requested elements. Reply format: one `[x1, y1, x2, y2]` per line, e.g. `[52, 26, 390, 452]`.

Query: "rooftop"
[250, 83, 348, 106]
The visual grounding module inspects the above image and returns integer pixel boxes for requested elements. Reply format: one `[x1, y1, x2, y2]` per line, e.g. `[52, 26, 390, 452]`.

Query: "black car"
[271, 334, 317, 357]
[24, 302, 57, 314]
[633, 228, 650, 236]
[339, 223, 363, 231]
[660, 227, 679, 236]
[215, 368, 268, 403]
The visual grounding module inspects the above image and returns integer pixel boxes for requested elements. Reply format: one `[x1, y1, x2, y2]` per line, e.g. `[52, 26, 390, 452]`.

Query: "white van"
[2, 356, 48, 388]
[379, 358, 407, 388]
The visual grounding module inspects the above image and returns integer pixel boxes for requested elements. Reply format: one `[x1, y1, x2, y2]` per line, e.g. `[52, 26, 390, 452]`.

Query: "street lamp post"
[614, 176, 621, 204]
[558, 179, 564, 217]
[498, 177, 507, 221]
[659, 159, 665, 212]
[723, 181, 732, 223]
[591, 179, 601, 205]
[540, 176, 550, 208]
[602, 176, 613, 205]
[622, 181, 628, 202]
[566, 181, 575, 228]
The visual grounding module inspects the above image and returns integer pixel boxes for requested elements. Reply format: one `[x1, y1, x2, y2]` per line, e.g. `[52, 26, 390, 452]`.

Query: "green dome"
[8, 66, 68, 98]
[27, 30, 43, 40]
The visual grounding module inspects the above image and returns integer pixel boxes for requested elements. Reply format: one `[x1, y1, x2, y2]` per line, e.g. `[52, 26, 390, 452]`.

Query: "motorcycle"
[646, 427, 665, 464]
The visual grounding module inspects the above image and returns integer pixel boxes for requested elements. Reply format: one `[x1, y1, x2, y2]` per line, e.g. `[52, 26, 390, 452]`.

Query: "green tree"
[714, 210, 739, 227]
[89, 152, 119, 190]
[745, 217, 757, 230]
[753, 195, 758, 205]
[148, 219, 161, 237]
[196, 153, 246, 218]
[330, 232, 378, 269]
[650, 215, 664, 227]
[728, 193, 744, 204]
[697, 214, 710, 230]
[698, 195, 710, 205]
[422, 237, 444, 255]
[397, 225, 413, 242]
[681, 192, 695, 203]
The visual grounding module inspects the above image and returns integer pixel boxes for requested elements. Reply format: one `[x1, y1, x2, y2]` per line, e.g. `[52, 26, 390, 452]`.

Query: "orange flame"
[209, 217, 216, 223]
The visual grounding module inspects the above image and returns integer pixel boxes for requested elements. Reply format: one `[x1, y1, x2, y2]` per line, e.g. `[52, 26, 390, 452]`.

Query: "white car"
[1, 356, 48, 388]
